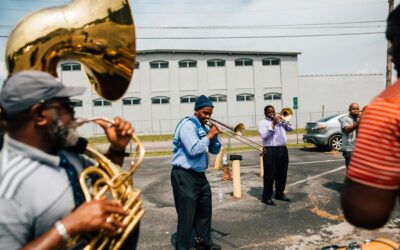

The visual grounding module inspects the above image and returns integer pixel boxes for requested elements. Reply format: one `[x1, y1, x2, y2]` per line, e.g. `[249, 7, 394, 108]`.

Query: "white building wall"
[207, 66, 227, 90]
[59, 50, 300, 137]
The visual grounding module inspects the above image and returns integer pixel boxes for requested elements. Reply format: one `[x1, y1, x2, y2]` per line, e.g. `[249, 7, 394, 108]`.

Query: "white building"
[61, 49, 300, 136]
[59, 49, 385, 137]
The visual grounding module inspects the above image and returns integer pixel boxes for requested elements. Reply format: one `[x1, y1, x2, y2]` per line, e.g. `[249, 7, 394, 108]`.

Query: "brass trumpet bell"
[6, 0, 136, 101]
[279, 108, 293, 122]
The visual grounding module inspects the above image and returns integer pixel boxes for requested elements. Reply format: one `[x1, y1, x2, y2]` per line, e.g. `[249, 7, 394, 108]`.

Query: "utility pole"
[386, 0, 395, 88]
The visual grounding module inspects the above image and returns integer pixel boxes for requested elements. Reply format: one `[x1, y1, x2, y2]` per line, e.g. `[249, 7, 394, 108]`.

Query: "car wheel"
[328, 135, 342, 151]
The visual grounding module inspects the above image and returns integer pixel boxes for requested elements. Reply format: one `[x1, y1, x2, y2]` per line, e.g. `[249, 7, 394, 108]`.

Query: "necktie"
[59, 154, 85, 207]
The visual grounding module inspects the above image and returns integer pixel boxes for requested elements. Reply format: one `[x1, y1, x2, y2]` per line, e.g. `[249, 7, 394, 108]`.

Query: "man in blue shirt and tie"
[171, 95, 222, 250]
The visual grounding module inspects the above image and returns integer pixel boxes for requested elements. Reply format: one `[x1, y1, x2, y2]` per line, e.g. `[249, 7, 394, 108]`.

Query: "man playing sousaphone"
[0, 71, 139, 250]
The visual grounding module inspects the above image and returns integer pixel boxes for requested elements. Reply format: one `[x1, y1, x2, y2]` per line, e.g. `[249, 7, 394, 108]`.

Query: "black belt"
[264, 146, 286, 149]
[172, 165, 205, 176]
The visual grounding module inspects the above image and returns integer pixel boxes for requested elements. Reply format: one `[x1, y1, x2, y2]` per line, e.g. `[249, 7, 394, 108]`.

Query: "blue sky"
[0, 0, 396, 83]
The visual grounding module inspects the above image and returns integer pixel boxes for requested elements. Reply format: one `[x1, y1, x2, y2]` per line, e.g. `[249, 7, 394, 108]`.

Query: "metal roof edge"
[136, 49, 301, 56]
[298, 73, 384, 77]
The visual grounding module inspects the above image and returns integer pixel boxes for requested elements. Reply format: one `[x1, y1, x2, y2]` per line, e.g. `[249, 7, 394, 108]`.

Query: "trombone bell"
[233, 123, 245, 135]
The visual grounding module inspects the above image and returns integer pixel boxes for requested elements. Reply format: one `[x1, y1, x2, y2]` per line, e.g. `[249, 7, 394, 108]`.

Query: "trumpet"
[276, 108, 293, 123]
[206, 118, 263, 152]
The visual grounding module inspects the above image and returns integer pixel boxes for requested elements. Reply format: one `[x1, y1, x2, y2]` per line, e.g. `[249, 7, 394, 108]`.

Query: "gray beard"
[47, 119, 80, 150]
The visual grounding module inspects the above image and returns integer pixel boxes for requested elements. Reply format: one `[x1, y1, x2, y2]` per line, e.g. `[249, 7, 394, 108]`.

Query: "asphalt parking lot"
[131, 148, 400, 250]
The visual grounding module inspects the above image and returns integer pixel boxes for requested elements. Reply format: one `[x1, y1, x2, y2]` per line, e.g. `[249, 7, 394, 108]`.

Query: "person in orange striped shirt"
[341, 5, 400, 229]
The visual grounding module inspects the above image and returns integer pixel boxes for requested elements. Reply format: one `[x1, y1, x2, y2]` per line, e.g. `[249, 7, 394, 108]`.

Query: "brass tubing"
[114, 209, 145, 250]
[207, 118, 263, 152]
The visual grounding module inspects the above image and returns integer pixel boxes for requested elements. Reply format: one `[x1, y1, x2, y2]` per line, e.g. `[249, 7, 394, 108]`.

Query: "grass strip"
[141, 143, 314, 157]
[88, 129, 306, 144]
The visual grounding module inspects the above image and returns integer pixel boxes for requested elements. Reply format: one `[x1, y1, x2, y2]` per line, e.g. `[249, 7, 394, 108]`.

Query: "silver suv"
[303, 114, 346, 151]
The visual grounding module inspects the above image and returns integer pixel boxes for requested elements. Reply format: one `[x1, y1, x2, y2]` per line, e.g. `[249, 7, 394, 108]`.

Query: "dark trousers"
[120, 223, 140, 250]
[171, 167, 212, 250]
[262, 146, 289, 200]
[343, 151, 353, 168]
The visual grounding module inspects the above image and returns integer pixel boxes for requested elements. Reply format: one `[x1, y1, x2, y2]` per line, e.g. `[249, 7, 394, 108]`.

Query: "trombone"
[206, 118, 264, 152]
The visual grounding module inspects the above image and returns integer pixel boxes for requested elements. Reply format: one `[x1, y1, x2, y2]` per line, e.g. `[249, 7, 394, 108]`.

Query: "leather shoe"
[275, 195, 291, 202]
[262, 199, 276, 206]
[198, 243, 221, 250]
[209, 244, 221, 250]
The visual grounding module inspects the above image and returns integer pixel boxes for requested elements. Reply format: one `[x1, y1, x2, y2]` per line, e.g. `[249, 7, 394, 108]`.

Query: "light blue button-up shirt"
[171, 115, 221, 172]
[258, 117, 293, 146]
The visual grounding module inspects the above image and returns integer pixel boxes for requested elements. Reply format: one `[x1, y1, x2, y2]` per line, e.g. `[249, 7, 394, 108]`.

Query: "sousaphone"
[6, 0, 135, 100]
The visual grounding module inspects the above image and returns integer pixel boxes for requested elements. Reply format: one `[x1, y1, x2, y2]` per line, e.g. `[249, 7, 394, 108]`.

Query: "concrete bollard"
[213, 147, 226, 170]
[230, 154, 243, 198]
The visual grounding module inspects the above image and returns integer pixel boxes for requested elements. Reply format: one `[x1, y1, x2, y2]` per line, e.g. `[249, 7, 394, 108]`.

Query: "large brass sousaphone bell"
[6, 1, 144, 250]
[6, 0, 135, 100]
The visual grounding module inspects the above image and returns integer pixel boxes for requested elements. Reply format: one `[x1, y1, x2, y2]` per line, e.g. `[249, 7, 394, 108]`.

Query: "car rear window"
[317, 115, 340, 122]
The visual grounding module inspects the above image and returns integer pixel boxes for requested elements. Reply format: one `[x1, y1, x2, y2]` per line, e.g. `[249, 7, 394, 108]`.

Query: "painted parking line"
[287, 165, 346, 187]
[289, 159, 343, 165]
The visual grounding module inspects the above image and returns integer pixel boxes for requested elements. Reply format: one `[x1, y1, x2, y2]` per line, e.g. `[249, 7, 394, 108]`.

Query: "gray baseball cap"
[0, 70, 85, 116]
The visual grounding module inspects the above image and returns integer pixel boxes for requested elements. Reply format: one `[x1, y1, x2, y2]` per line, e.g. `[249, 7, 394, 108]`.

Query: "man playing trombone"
[170, 95, 221, 250]
[258, 105, 293, 206]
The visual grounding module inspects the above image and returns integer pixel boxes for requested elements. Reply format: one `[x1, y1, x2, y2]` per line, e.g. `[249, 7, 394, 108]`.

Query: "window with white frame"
[61, 63, 81, 71]
[150, 60, 169, 69]
[236, 93, 254, 101]
[151, 96, 170, 104]
[235, 58, 253, 66]
[209, 94, 227, 102]
[262, 58, 280, 66]
[179, 60, 197, 68]
[264, 92, 282, 100]
[207, 59, 225, 67]
[93, 98, 112, 106]
[70, 99, 83, 107]
[122, 97, 141, 105]
[180, 95, 197, 103]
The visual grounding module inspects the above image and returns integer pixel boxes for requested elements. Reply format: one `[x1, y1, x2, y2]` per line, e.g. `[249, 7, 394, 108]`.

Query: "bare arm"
[342, 122, 358, 133]
[341, 178, 398, 229]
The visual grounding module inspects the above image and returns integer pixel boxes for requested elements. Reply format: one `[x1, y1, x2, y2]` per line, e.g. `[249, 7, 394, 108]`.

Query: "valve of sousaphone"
[5, 0, 136, 101]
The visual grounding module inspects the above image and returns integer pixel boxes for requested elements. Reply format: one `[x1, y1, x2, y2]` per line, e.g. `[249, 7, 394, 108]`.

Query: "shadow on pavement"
[247, 187, 263, 200]
[299, 147, 331, 153]
[323, 181, 344, 193]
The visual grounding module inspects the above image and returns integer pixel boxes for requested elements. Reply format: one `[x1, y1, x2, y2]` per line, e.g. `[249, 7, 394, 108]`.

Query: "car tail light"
[312, 125, 327, 130]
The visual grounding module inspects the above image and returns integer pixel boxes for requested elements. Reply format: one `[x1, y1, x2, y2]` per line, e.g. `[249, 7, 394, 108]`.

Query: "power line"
[136, 31, 384, 39]
[135, 25, 384, 30]
[0, 31, 384, 39]
[0, 20, 386, 30]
